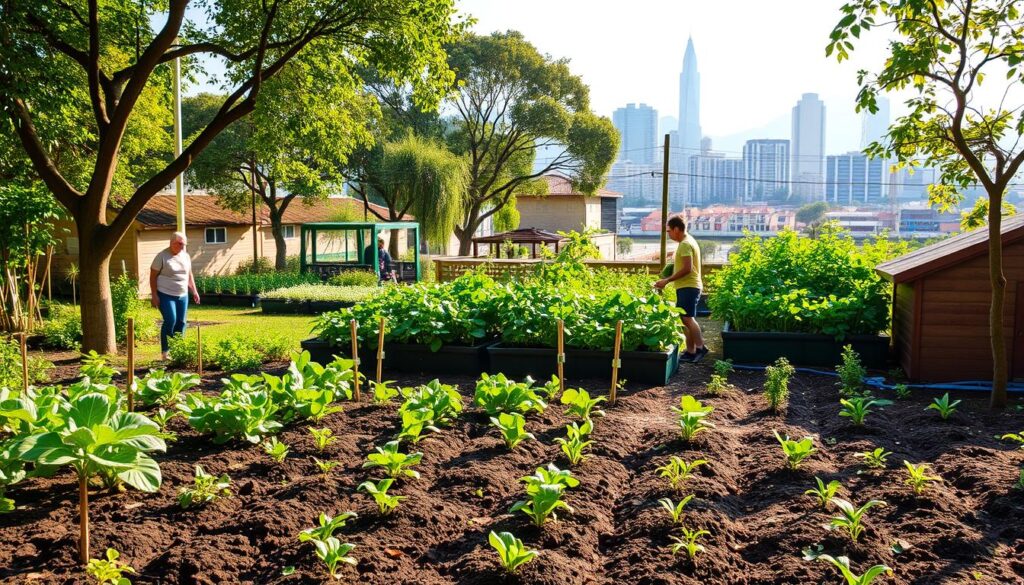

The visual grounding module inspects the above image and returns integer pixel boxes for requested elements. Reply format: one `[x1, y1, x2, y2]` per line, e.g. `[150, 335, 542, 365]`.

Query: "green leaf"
[69, 393, 113, 428]
[118, 454, 162, 492]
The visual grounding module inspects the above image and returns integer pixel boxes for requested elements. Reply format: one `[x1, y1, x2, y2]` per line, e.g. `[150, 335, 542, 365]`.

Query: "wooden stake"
[126, 318, 135, 412]
[19, 332, 29, 392]
[376, 317, 386, 384]
[350, 319, 361, 401]
[609, 320, 623, 405]
[78, 474, 89, 564]
[196, 324, 203, 378]
[556, 319, 565, 394]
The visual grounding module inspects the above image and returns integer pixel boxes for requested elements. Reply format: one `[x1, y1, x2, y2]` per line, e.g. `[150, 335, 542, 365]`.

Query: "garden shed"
[876, 214, 1024, 382]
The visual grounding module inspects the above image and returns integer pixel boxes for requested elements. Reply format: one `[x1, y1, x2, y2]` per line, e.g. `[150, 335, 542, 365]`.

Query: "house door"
[1015, 284, 1024, 379]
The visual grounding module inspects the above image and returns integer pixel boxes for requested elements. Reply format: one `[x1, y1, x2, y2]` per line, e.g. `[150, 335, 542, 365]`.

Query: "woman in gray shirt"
[150, 231, 201, 360]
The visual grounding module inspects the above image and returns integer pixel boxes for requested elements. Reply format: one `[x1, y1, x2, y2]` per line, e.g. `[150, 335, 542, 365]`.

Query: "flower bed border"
[721, 321, 890, 368]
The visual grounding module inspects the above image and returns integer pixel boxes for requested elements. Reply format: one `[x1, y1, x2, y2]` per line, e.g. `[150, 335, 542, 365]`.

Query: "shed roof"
[131, 194, 397, 229]
[876, 213, 1024, 283]
[517, 175, 622, 199]
[472, 227, 567, 244]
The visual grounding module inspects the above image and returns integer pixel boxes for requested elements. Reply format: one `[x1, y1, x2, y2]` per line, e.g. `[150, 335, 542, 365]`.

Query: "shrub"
[194, 272, 319, 296]
[328, 270, 379, 287]
[39, 303, 82, 350]
[168, 333, 289, 371]
[234, 256, 275, 275]
[836, 345, 866, 396]
[112, 275, 155, 343]
[0, 336, 53, 389]
[764, 357, 794, 413]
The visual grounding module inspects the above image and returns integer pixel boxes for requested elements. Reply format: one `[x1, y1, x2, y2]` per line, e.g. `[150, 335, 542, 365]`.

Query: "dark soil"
[2, 363, 1024, 584]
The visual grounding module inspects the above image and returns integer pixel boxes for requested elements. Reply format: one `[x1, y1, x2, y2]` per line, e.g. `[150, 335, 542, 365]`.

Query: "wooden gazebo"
[472, 228, 567, 258]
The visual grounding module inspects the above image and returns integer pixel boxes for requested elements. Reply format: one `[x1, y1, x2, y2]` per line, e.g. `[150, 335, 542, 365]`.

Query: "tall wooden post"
[556, 319, 565, 394]
[78, 475, 89, 564]
[659, 133, 670, 266]
[19, 332, 29, 392]
[350, 319, 361, 401]
[609, 320, 623, 405]
[196, 324, 203, 378]
[376, 317, 386, 384]
[126, 318, 135, 412]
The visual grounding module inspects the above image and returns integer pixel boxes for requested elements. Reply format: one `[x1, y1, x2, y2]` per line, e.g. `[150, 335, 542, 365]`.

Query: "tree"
[829, 0, 1024, 407]
[796, 201, 830, 238]
[1, 0, 463, 353]
[446, 31, 619, 255]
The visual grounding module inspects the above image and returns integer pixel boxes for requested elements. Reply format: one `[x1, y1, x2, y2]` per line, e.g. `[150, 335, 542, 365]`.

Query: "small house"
[875, 214, 1024, 382]
[512, 175, 621, 257]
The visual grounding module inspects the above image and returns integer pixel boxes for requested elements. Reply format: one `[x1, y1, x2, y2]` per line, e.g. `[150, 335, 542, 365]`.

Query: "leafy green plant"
[510, 482, 573, 527]
[399, 379, 463, 429]
[774, 431, 816, 470]
[310, 537, 357, 579]
[309, 427, 337, 452]
[828, 498, 886, 542]
[489, 412, 535, 450]
[805, 477, 842, 509]
[196, 271, 320, 296]
[903, 461, 940, 495]
[560, 388, 606, 421]
[658, 494, 694, 525]
[926, 393, 960, 420]
[763, 357, 795, 412]
[178, 465, 232, 509]
[298, 511, 358, 543]
[371, 380, 400, 405]
[358, 478, 405, 515]
[178, 385, 282, 444]
[0, 337, 53, 389]
[894, 383, 911, 399]
[855, 448, 892, 470]
[521, 463, 580, 493]
[1015, 468, 1024, 490]
[363, 440, 422, 480]
[39, 303, 82, 350]
[328, 270, 379, 287]
[474, 373, 547, 416]
[86, 548, 136, 585]
[133, 370, 200, 408]
[673, 395, 715, 442]
[151, 408, 178, 432]
[263, 437, 289, 463]
[488, 531, 539, 574]
[262, 283, 378, 303]
[706, 359, 734, 394]
[80, 351, 117, 384]
[657, 457, 707, 491]
[314, 458, 340, 481]
[1003, 431, 1024, 449]
[839, 396, 891, 426]
[396, 408, 438, 444]
[555, 419, 593, 466]
[803, 548, 892, 585]
[669, 527, 709, 561]
[836, 345, 866, 396]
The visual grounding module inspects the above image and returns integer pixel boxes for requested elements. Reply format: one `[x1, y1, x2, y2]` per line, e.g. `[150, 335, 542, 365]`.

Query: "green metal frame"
[300, 221, 421, 282]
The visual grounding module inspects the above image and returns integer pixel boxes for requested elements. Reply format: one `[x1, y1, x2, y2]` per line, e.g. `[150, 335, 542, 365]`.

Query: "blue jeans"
[157, 292, 189, 352]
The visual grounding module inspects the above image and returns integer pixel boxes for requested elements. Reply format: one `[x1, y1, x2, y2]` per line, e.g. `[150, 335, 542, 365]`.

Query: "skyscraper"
[677, 37, 702, 158]
[742, 139, 790, 202]
[687, 153, 744, 205]
[612, 103, 658, 165]
[791, 93, 826, 199]
[826, 151, 887, 204]
[860, 96, 891, 149]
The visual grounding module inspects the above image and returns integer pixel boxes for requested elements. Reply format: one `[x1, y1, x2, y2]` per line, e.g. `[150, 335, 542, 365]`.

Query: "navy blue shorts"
[675, 288, 701, 317]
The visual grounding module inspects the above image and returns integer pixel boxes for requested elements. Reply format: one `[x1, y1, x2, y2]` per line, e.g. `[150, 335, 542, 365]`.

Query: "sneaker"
[680, 351, 697, 363]
[691, 346, 710, 364]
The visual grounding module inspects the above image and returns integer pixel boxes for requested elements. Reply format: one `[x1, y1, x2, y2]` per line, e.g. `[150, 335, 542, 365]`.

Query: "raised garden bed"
[199, 292, 261, 307]
[486, 342, 680, 385]
[300, 337, 495, 375]
[721, 321, 890, 368]
[261, 299, 357, 315]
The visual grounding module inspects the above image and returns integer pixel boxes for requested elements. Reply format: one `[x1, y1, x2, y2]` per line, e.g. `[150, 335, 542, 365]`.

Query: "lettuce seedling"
[839, 396, 890, 426]
[397, 408, 439, 444]
[363, 440, 423, 480]
[803, 548, 892, 585]
[178, 465, 232, 509]
[358, 478, 405, 515]
[658, 494, 694, 525]
[560, 388, 606, 420]
[774, 431, 816, 470]
[536, 375, 562, 402]
[151, 408, 178, 431]
[263, 437, 289, 463]
[309, 427, 337, 452]
[314, 458, 340, 481]
[86, 548, 135, 585]
[657, 457, 707, 491]
[828, 498, 886, 542]
[474, 373, 547, 416]
[371, 381, 399, 405]
[298, 511, 358, 543]
[521, 463, 579, 494]
[555, 419, 593, 466]
[510, 483, 573, 527]
[926, 393, 960, 420]
[134, 370, 200, 408]
[399, 380, 464, 428]
[312, 537, 357, 579]
[178, 387, 282, 444]
[669, 527, 709, 561]
[903, 461, 940, 495]
[674, 396, 715, 442]
[855, 447, 892, 470]
[805, 477, 842, 509]
[488, 530, 539, 574]
[489, 412, 535, 450]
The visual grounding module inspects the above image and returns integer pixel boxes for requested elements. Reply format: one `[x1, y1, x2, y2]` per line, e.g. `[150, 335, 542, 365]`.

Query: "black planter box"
[198, 293, 260, 307]
[300, 337, 494, 375]
[261, 299, 357, 315]
[721, 322, 890, 368]
[486, 342, 680, 385]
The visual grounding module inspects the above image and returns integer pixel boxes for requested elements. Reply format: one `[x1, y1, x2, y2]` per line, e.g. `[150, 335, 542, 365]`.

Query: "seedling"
[489, 412, 536, 450]
[855, 448, 892, 470]
[178, 465, 232, 509]
[774, 430, 816, 470]
[836, 345, 866, 397]
[396, 408, 439, 444]
[903, 461, 940, 495]
[560, 388, 606, 420]
[706, 361, 733, 395]
[926, 393, 960, 420]
[839, 396, 890, 426]
[763, 357, 794, 412]
[828, 498, 886, 542]
[86, 548, 135, 585]
[658, 494, 694, 525]
[657, 457, 707, 490]
[488, 530, 539, 574]
[399, 380, 464, 428]
[298, 511, 358, 543]
[263, 436, 289, 463]
[1000, 431, 1024, 449]
[370, 380, 399, 405]
[80, 351, 117, 384]
[151, 408, 179, 431]
[309, 427, 337, 452]
[894, 384, 911, 399]
[805, 477, 842, 509]
[474, 373, 547, 415]
[358, 478, 405, 515]
[669, 527, 709, 561]
[134, 370, 201, 408]
[510, 482, 573, 527]
[555, 419, 594, 466]
[673, 395, 715, 442]
[311, 537, 357, 580]
[536, 375, 562, 402]
[362, 440, 423, 480]
[803, 548, 892, 585]
[521, 464, 579, 493]
[313, 458, 340, 481]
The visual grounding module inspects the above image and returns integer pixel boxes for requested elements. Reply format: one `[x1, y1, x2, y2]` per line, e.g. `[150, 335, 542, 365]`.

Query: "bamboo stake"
[44, 245, 53, 306]
[376, 317, 386, 384]
[78, 474, 89, 564]
[19, 332, 29, 392]
[196, 324, 203, 378]
[350, 319, 361, 401]
[126, 318, 135, 412]
[609, 320, 623, 405]
[556, 319, 565, 394]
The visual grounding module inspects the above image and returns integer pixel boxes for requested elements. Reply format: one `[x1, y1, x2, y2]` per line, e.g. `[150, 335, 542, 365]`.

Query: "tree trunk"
[987, 193, 1008, 409]
[455, 203, 483, 256]
[77, 227, 116, 355]
[268, 206, 287, 271]
[388, 212, 401, 259]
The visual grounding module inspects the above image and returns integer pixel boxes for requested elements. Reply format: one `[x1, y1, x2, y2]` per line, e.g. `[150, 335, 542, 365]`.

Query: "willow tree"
[0, 0, 463, 353]
[829, 0, 1024, 407]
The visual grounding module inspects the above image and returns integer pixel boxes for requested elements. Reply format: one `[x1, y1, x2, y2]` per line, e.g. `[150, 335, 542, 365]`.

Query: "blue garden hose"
[729, 363, 1024, 394]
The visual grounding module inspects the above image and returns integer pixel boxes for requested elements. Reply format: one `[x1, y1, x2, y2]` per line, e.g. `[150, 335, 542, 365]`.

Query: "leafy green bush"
[168, 333, 290, 371]
[195, 272, 320, 296]
[0, 337, 53, 389]
[112, 275, 156, 342]
[235, 256, 275, 275]
[39, 303, 82, 350]
[708, 227, 907, 337]
[328, 271, 379, 287]
[262, 284, 379, 303]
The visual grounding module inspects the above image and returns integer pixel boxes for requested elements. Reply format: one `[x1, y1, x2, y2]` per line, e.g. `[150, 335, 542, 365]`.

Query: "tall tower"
[860, 95, 890, 149]
[676, 36, 702, 207]
[791, 93, 826, 200]
[612, 103, 658, 165]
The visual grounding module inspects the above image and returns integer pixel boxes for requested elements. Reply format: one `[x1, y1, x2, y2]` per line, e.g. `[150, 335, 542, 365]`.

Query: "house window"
[205, 227, 227, 244]
[283, 225, 296, 239]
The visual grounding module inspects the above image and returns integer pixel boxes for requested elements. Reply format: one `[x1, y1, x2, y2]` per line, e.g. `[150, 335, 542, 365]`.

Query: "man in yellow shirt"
[654, 215, 707, 363]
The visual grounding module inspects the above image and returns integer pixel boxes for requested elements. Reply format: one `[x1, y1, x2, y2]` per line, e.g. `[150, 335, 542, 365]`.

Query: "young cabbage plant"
[488, 530, 539, 574]
[658, 494, 695, 525]
[537, 375, 562, 402]
[399, 380, 464, 428]
[263, 436, 289, 463]
[828, 498, 886, 542]
[133, 370, 200, 408]
[803, 548, 892, 585]
[520, 463, 580, 494]
[903, 461, 941, 496]
[510, 482, 573, 527]
[774, 431, 816, 470]
[85, 548, 136, 585]
[854, 448, 892, 470]
[839, 396, 891, 426]
[298, 511, 358, 543]
[150, 408, 178, 432]
[489, 412, 535, 450]
[309, 427, 338, 452]
[674, 395, 715, 442]
[555, 419, 594, 466]
[560, 388, 606, 421]
[178, 465, 232, 509]
[474, 373, 547, 416]
[926, 393, 961, 420]
[370, 380, 400, 405]
[657, 457, 708, 491]
[178, 387, 282, 444]
[805, 477, 843, 509]
[669, 527, 709, 561]
[358, 478, 405, 515]
[362, 440, 423, 480]
[311, 537, 357, 580]
[313, 458, 340, 482]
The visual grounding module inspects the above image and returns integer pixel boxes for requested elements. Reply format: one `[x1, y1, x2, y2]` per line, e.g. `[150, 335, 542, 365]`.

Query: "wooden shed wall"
[892, 282, 916, 379]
